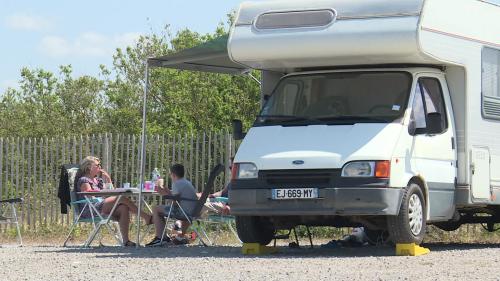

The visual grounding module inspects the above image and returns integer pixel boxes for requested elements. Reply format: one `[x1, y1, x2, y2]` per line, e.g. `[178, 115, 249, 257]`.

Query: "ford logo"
[292, 160, 305, 165]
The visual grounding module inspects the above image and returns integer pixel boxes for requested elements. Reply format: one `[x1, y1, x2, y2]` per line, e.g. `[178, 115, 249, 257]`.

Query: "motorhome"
[226, 0, 500, 245]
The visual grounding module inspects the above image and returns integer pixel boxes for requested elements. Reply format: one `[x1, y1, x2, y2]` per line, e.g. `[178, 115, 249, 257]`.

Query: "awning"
[147, 34, 249, 75]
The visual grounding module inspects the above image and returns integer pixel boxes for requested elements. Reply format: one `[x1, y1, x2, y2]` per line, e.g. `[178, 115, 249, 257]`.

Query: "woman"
[75, 156, 152, 246]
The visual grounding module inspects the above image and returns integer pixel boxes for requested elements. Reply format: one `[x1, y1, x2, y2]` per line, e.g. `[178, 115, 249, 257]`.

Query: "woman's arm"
[80, 182, 93, 192]
[209, 184, 228, 198]
[209, 191, 222, 198]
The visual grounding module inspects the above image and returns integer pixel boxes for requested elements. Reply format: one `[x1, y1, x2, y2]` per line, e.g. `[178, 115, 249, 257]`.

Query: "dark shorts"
[163, 205, 188, 220]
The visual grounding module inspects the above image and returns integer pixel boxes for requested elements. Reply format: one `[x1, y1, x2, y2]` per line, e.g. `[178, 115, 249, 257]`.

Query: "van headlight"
[341, 161, 375, 177]
[341, 161, 391, 178]
[236, 163, 259, 179]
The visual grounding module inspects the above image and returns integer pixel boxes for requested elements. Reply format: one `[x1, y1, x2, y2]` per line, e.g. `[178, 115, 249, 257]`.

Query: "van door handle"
[451, 137, 455, 150]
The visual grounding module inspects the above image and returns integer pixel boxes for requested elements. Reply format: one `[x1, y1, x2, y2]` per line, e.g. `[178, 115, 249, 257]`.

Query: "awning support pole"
[137, 60, 150, 248]
[247, 72, 261, 85]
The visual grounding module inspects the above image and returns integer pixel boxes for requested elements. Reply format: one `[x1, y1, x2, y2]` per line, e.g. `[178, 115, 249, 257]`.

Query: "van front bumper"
[229, 187, 404, 216]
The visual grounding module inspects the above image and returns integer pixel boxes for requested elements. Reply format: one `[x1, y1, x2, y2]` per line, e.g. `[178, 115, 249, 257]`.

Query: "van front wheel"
[235, 216, 275, 245]
[387, 183, 426, 244]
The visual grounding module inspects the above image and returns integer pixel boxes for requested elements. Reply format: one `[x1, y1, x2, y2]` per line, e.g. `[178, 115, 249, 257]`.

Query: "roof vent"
[255, 9, 335, 30]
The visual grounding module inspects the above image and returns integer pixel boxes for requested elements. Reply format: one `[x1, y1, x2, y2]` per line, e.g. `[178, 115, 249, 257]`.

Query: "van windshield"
[256, 71, 412, 126]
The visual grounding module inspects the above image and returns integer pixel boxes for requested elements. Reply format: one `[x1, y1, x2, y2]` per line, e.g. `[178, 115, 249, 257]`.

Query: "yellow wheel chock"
[395, 243, 430, 256]
[242, 243, 279, 255]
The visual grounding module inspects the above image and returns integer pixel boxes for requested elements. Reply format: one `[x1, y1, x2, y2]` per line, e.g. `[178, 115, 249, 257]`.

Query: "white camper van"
[227, 0, 500, 245]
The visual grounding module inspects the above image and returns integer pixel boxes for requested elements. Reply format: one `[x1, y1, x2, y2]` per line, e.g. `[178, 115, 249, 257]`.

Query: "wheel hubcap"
[408, 194, 423, 235]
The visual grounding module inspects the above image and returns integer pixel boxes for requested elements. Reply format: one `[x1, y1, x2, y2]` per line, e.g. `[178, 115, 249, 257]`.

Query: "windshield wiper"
[256, 115, 323, 124]
[256, 115, 297, 120]
[316, 115, 388, 123]
[256, 114, 387, 125]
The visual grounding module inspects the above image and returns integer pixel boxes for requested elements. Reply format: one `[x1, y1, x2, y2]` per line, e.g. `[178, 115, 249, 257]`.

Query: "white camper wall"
[229, 0, 433, 72]
[445, 66, 467, 184]
[419, 0, 500, 186]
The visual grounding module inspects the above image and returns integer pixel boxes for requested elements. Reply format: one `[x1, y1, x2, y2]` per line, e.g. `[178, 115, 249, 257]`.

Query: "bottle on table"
[151, 168, 161, 191]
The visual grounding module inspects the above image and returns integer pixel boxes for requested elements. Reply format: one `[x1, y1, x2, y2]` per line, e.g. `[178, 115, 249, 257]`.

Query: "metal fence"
[0, 132, 235, 230]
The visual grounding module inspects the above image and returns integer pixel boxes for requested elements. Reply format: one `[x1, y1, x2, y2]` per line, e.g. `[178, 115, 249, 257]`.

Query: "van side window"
[410, 77, 448, 135]
[410, 85, 426, 130]
[482, 47, 500, 120]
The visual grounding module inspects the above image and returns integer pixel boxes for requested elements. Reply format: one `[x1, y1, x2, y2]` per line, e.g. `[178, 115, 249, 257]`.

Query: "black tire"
[387, 183, 427, 244]
[235, 216, 275, 245]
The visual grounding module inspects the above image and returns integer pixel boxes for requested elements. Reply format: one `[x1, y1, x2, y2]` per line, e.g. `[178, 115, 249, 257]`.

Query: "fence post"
[0, 137, 3, 201]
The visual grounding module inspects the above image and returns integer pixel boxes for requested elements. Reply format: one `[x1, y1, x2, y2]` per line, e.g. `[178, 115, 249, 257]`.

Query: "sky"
[1, 0, 499, 94]
[0, 0, 246, 93]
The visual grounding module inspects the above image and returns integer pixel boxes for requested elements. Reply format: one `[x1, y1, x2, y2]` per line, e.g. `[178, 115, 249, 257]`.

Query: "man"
[146, 164, 198, 246]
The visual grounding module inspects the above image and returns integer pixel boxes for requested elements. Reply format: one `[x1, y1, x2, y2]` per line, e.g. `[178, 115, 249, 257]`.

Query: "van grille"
[261, 170, 337, 186]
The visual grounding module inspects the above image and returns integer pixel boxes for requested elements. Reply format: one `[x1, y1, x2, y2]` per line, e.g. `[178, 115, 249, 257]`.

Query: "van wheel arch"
[408, 176, 428, 219]
[388, 181, 427, 244]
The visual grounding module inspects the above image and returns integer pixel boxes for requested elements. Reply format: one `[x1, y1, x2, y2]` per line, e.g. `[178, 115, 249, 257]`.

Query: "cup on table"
[123, 182, 131, 189]
[155, 178, 164, 191]
[104, 182, 114, 190]
[144, 181, 152, 191]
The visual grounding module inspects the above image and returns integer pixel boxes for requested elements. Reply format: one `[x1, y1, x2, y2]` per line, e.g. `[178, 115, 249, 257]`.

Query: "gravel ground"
[1, 243, 500, 281]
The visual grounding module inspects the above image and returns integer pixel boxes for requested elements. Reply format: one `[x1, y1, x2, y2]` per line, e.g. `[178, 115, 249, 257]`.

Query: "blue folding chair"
[205, 197, 240, 244]
[161, 164, 225, 246]
[62, 166, 121, 247]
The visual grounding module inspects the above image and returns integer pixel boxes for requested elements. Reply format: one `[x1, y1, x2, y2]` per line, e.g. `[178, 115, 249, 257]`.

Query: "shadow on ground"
[35, 242, 500, 259]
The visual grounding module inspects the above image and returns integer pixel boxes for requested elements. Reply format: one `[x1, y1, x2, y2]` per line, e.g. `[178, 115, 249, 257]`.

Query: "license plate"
[271, 188, 318, 200]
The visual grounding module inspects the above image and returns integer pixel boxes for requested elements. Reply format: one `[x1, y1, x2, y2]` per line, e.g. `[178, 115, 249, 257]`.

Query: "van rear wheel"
[235, 216, 275, 245]
[387, 183, 426, 244]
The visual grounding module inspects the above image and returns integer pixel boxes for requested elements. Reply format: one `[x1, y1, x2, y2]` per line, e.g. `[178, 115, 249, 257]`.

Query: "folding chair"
[161, 164, 225, 246]
[205, 197, 241, 244]
[62, 166, 122, 247]
[0, 197, 23, 246]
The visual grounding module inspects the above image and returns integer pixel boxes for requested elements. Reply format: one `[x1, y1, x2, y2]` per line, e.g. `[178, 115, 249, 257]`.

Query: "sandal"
[124, 240, 136, 247]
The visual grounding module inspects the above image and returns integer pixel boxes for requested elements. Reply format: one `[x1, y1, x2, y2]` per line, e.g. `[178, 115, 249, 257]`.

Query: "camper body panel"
[234, 0, 424, 25]
[230, 16, 431, 71]
[418, 0, 500, 203]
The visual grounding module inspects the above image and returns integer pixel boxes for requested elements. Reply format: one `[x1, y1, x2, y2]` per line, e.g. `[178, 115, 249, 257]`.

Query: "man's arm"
[157, 185, 172, 196]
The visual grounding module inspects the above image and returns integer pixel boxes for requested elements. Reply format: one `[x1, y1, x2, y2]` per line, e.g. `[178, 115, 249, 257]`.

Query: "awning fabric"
[147, 34, 249, 75]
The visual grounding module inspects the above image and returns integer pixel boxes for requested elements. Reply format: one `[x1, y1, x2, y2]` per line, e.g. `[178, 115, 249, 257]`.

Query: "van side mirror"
[426, 112, 443, 134]
[232, 119, 246, 140]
